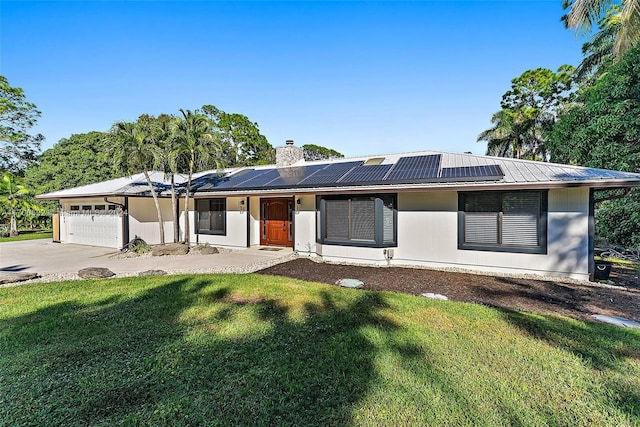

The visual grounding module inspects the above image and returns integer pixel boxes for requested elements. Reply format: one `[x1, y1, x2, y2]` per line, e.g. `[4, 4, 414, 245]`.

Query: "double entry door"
[260, 198, 293, 247]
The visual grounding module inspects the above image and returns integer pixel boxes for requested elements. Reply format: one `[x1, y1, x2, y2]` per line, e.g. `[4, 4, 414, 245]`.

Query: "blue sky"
[2, 1, 586, 157]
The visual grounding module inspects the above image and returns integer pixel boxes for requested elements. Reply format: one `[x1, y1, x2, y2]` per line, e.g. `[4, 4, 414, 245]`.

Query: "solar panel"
[339, 164, 393, 184]
[233, 169, 280, 188]
[297, 161, 363, 186]
[440, 165, 504, 181]
[212, 169, 271, 189]
[264, 164, 326, 188]
[385, 155, 442, 182]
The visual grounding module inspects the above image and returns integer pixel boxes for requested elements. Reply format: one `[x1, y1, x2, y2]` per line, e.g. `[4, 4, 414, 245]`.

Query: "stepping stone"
[592, 314, 640, 328]
[78, 267, 115, 279]
[138, 270, 167, 276]
[421, 292, 449, 300]
[336, 278, 364, 288]
[0, 272, 39, 284]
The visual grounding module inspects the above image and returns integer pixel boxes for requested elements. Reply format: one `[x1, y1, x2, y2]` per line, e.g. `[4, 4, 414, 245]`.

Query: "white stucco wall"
[297, 188, 591, 280]
[128, 197, 175, 245]
[293, 195, 318, 255]
[187, 197, 249, 248]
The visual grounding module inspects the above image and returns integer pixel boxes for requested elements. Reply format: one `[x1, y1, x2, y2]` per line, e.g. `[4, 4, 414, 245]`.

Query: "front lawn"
[0, 230, 52, 243]
[1, 274, 638, 426]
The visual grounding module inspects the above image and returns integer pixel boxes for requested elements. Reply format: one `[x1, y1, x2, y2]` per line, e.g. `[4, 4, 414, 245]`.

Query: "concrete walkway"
[0, 240, 294, 283]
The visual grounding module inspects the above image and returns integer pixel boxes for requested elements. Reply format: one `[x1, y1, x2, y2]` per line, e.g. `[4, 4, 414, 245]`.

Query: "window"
[196, 198, 226, 235]
[70, 205, 80, 211]
[317, 194, 396, 247]
[458, 191, 547, 254]
[94, 205, 105, 210]
[108, 205, 117, 211]
[82, 205, 92, 211]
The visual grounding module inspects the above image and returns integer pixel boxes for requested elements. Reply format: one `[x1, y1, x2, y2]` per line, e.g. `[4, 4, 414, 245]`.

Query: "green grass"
[1, 274, 639, 426]
[0, 230, 52, 242]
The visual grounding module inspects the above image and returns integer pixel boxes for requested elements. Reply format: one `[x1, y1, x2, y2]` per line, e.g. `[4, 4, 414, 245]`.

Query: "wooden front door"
[260, 198, 293, 247]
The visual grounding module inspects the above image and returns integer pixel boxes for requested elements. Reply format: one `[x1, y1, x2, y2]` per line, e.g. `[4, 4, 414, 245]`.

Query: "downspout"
[104, 196, 129, 249]
[588, 189, 595, 281]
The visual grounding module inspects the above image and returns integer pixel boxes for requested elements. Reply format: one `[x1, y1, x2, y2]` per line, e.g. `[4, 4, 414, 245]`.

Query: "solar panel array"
[440, 165, 504, 181]
[385, 154, 441, 182]
[191, 156, 505, 193]
[339, 164, 393, 184]
[297, 161, 363, 186]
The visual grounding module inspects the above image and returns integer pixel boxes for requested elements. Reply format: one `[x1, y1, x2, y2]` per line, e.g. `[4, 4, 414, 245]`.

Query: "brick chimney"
[276, 139, 304, 167]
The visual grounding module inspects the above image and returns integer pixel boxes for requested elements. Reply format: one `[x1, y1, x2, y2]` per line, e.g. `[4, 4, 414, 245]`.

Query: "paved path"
[0, 240, 293, 283]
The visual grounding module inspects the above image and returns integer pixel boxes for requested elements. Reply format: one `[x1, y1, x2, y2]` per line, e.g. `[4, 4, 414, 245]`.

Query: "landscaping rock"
[0, 272, 39, 285]
[151, 243, 189, 256]
[191, 245, 219, 255]
[78, 267, 115, 279]
[138, 269, 167, 276]
[421, 292, 449, 300]
[336, 278, 364, 288]
[592, 314, 640, 328]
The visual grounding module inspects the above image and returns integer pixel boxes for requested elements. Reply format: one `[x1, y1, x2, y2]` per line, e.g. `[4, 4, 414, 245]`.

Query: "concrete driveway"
[0, 240, 294, 282]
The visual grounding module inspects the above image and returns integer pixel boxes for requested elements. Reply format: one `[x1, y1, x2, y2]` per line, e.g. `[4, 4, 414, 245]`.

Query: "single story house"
[38, 141, 640, 281]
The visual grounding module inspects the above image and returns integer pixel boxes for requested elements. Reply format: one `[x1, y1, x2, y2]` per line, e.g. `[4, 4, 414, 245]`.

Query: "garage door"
[63, 212, 123, 248]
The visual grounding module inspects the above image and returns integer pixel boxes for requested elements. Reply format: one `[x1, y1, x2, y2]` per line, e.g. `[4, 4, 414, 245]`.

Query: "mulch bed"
[257, 259, 640, 323]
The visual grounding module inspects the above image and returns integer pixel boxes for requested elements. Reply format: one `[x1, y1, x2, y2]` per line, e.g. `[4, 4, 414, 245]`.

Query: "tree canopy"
[0, 75, 44, 172]
[302, 144, 344, 161]
[25, 131, 117, 194]
[478, 66, 575, 160]
[563, 0, 640, 56]
[548, 43, 640, 248]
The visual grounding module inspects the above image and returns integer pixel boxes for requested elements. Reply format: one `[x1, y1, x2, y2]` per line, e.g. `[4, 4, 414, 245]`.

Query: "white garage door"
[63, 212, 123, 248]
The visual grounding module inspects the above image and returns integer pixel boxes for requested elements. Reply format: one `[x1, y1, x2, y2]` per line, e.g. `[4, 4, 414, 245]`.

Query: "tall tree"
[25, 131, 116, 194]
[202, 105, 273, 166]
[498, 66, 575, 161]
[563, 0, 640, 56]
[302, 144, 344, 161]
[0, 75, 44, 172]
[548, 44, 640, 247]
[111, 120, 166, 245]
[170, 109, 222, 245]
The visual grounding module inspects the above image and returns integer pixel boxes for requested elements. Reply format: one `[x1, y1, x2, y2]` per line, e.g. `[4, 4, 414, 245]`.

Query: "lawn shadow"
[0, 276, 433, 425]
[500, 309, 640, 370]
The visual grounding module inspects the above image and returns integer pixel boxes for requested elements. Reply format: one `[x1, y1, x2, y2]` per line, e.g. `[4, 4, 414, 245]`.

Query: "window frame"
[196, 198, 227, 236]
[458, 190, 548, 254]
[316, 194, 397, 248]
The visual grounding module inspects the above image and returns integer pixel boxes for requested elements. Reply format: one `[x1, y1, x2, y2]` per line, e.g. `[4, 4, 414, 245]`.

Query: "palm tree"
[563, 0, 640, 56]
[170, 109, 222, 246]
[151, 114, 182, 243]
[574, 5, 620, 83]
[111, 120, 166, 245]
[0, 171, 40, 236]
[477, 110, 525, 159]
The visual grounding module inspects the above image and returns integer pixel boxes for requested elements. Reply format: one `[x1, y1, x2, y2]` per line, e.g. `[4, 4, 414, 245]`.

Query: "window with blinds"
[459, 191, 547, 254]
[196, 198, 226, 235]
[318, 194, 396, 247]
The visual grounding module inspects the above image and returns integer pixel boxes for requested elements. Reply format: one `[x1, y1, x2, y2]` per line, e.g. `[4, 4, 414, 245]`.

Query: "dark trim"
[588, 188, 595, 280]
[123, 197, 130, 248]
[316, 193, 397, 248]
[457, 190, 548, 255]
[246, 197, 250, 248]
[196, 198, 227, 236]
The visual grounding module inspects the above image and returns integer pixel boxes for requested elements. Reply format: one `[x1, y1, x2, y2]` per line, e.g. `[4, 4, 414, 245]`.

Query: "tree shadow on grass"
[499, 309, 640, 420]
[0, 276, 435, 426]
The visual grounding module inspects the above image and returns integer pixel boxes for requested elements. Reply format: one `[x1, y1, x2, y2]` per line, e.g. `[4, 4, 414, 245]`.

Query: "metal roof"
[37, 150, 640, 200]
